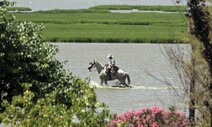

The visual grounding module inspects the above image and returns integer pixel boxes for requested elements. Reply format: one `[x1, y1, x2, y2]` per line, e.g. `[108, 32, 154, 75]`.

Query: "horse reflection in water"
[88, 60, 130, 87]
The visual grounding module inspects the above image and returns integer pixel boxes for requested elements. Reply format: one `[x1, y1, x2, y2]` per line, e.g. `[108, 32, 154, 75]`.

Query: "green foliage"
[165, 0, 212, 126]
[1, 81, 109, 126]
[7, 7, 32, 12]
[185, 0, 212, 126]
[42, 23, 185, 43]
[13, 10, 187, 43]
[0, 1, 110, 126]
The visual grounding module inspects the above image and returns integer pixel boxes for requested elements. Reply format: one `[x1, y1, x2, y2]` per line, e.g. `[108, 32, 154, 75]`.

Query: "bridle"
[88, 61, 95, 72]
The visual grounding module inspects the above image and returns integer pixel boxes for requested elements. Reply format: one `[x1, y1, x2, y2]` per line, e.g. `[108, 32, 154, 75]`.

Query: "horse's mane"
[94, 60, 102, 66]
[94, 60, 105, 69]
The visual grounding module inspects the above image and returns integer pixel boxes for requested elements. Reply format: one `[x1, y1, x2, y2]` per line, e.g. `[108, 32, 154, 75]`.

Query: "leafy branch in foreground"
[0, 1, 109, 126]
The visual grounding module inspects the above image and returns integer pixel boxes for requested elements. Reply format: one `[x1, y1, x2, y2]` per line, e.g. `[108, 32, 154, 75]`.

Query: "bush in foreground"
[109, 107, 189, 127]
[0, 1, 110, 126]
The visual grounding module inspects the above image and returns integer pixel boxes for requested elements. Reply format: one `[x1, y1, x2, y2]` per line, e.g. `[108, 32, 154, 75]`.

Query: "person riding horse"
[106, 54, 119, 80]
[88, 60, 130, 87]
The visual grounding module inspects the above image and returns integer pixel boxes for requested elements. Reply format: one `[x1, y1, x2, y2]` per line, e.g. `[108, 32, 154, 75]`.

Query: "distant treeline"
[7, 7, 32, 11]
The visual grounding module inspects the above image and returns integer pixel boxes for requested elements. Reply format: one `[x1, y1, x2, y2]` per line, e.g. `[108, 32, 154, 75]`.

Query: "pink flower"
[142, 118, 148, 123]
[137, 123, 145, 127]
[109, 107, 188, 127]
[151, 122, 159, 127]
[174, 111, 180, 115]
[180, 112, 186, 117]
[151, 107, 163, 117]
[138, 107, 148, 114]
[180, 119, 188, 127]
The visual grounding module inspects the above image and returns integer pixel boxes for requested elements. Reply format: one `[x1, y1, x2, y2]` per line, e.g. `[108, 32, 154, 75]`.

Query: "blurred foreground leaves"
[0, 1, 110, 126]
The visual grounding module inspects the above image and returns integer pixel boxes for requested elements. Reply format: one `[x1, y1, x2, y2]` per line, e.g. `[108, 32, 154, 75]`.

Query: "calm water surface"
[0, 43, 190, 127]
[54, 43, 190, 114]
[10, 0, 188, 11]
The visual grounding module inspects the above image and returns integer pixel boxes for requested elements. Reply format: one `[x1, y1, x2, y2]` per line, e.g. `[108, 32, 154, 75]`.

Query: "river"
[54, 43, 190, 114]
[0, 43, 190, 127]
[9, 0, 188, 11]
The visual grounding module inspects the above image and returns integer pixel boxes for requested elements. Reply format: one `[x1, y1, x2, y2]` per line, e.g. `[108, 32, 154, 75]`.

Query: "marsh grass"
[43, 23, 186, 43]
[90, 5, 187, 12]
[12, 5, 187, 43]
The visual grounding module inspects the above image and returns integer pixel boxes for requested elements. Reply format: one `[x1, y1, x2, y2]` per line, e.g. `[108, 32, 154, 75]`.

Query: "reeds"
[13, 5, 187, 43]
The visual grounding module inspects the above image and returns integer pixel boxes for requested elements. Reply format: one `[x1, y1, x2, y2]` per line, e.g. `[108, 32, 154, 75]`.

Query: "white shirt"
[109, 58, 115, 66]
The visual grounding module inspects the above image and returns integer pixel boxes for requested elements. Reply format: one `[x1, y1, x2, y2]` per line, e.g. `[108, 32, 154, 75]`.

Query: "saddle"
[105, 64, 119, 80]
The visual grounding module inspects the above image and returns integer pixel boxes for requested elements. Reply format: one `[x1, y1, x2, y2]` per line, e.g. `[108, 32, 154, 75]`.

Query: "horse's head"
[88, 60, 96, 72]
[88, 60, 104, 73]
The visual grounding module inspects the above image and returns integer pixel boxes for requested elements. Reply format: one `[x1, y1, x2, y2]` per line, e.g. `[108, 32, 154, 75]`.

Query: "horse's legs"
[119, 77, 129, 87]
[100, 79, 103, 85]
[104, 80, 108, 85]
[121, 82, 129, 87]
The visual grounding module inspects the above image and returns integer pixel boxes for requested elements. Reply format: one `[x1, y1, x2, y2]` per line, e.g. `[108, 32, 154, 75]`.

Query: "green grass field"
[12, 5, 188, 43]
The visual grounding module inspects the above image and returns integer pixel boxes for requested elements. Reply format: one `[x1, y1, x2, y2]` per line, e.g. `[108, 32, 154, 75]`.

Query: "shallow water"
[0, 43, 190, 127]
[10, 0, 188, 11]
[54, 43, 190, 114]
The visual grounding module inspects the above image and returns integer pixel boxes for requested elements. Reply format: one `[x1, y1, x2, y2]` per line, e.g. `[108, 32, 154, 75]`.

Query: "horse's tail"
[126, 73, 131, 86]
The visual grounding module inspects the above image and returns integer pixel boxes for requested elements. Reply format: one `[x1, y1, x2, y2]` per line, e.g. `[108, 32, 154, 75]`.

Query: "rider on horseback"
[88, 60, 130, 87]
[106, 54, 119, 79]
[108, 54, 115, 67]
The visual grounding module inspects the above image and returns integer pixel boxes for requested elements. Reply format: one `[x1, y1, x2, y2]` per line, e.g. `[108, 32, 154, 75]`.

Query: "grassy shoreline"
[12, 5, 188, 43]
[8, 7, 32, 11]
[90, 5, 187, 12]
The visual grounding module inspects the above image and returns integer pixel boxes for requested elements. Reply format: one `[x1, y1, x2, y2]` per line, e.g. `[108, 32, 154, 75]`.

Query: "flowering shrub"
[109, 107, 189, 127]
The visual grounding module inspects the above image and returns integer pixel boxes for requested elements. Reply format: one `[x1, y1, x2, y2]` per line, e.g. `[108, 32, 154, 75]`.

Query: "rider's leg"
[107, 68, 112, 80]
[104, 80, 108, 85]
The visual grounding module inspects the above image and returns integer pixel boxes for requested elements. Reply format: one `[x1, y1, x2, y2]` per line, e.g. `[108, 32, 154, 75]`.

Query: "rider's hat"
[107, 54, 113, 58]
